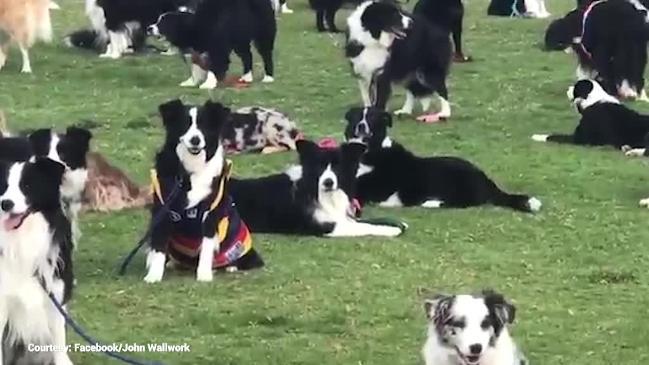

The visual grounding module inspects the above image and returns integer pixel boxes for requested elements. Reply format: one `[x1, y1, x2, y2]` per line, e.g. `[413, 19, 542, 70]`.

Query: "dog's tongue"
[4, 214, 24, 231]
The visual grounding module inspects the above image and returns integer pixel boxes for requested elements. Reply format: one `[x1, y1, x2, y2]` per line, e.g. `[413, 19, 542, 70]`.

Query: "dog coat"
[150, 160, 253, 269]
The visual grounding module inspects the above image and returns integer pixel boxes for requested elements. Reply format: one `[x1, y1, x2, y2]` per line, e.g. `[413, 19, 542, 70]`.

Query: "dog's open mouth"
[392, 28, 407, 39]
[455, 348, 480, 365]
[3, 212, 30, 231]
[187, 147, 203, 155]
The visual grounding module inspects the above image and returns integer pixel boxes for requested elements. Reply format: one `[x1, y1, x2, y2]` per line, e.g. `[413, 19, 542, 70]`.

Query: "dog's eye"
[448, 320, 465, 328]
[481, 318, 492, 329]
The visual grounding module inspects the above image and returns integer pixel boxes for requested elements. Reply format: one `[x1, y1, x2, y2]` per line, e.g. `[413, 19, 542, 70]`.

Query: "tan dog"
[0, 0, 52, 73]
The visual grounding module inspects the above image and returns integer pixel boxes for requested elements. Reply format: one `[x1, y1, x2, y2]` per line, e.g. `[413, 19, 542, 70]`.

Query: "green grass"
[2, 0, 649, 363]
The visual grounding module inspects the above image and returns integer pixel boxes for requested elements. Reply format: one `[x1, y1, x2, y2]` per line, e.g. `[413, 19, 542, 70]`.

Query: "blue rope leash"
[119, 177, 183, 275]
[46, 291, 166, 365]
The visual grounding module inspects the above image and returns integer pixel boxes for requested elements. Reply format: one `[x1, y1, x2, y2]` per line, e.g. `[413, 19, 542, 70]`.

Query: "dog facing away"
[147, 0, 277, 89]
[413, 0, 471, 62]
[230, 139, 407, 237]
[0, 158, 75, 365]
[346, 1, 453, 123]
[144, 100, 264, 283]
[571, 0, 649, 100]
[0, 0, 52, 73]
[345, 107, 541, 212]
[422, 290, 529, 365]
[532, 79, 649, 149]
[487, 0, 550, 18]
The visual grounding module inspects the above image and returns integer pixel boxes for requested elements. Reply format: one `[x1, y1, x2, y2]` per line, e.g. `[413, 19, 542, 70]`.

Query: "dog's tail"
[64, 29, 107, 51]
[490, 186, 542, 213]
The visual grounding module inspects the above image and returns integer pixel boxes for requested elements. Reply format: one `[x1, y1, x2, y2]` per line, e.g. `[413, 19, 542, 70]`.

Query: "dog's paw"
[640, 198, 649, 208]
[532, 134, 549, 142]
[262, 75, 275, 83]
[625, 148, 646, 157]
[143, 272, 163, 284]
[179, 77, 198, 87]
[240, 72, 253, 83]
[199, 74, 218, 90]
[196, 269, 213, 282]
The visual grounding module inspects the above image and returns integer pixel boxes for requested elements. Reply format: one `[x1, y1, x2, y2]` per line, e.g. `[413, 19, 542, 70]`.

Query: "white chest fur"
[177, 145, 224, 208]
[313, 189, 351, 224]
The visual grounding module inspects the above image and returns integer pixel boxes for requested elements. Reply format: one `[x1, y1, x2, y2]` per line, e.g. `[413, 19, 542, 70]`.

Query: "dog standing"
[0, 158, 75, 365]
[422, 290, 529, 365]
[147, 0, 277, 89]
[144, 100, 264, 283]
[346, 1, 452, 123]
[0, 0, 52, 73]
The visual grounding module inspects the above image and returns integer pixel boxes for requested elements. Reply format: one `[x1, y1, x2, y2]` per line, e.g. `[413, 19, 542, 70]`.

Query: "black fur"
[344, 107, 538, 212]
[544, 8, 581, 51]
[413, 0, 467, 59]
[229, 140, 365, 235]
[150, 0, 276, 82]
[482, 290, 516, 339]
[487, 0, 526, 16]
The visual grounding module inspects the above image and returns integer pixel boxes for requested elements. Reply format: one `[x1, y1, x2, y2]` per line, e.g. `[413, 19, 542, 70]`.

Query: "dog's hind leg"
[325, 8, 340, 33]
[256, 42, 275, 83]
[180, 62, 207, 87]
[316, 10, 326, 32]
[234, 45, 254, 83]
[19, 45, 32, 73]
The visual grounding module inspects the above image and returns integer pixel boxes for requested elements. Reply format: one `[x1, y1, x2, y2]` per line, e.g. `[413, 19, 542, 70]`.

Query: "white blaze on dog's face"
[180, 107, 207, 155]
[347, 1, 413, 48]
[425, 291, 516, 365]
[318, 164, 338, 193]
[568, 79, 620, 112]
[0, 160, 65, 232]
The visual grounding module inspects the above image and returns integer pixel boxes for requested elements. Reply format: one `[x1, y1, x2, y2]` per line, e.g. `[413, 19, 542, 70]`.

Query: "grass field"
[2, 0, 649, 364]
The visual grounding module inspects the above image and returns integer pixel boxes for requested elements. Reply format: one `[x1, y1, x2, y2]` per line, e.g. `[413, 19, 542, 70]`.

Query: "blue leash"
[46, 291, 166, 365]
[119, 177, 184, 275]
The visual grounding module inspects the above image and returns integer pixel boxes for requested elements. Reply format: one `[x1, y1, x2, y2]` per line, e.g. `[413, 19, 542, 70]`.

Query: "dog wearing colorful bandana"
[143, 99, 264, 283]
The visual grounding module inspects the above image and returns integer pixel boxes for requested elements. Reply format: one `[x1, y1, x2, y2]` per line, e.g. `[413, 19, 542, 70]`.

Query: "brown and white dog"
[0, 0, 53, 73]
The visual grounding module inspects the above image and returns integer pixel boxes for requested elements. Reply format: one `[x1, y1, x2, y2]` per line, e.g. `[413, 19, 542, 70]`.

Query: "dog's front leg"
[143, 212, 172, 283]
[196, 236, 216, 282]
[326, 219, 405, 237]
[49, 280, 73, 365]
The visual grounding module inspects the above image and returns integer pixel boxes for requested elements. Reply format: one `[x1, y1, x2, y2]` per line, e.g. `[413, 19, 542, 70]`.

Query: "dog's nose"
[469, 344, 482, 355]
[1, 200, 14, 212]
[147, 25, 158, 35]
[323, 178, 334, 189]
[189, 136, 201, 146]
[356, 123, 369, 136]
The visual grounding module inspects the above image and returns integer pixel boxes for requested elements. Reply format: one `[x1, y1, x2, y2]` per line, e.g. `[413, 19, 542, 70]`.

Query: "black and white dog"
[230, 139, 407, 237]
[346, 1, 453, 123]
[345, 107, 541, 212]
[147, 0, 277, 89]
[422, 290, 529, 365]
[80, 0, 193, 59]
[144, 100, 264, 283]
[532, 79, 649, 149]
[0, 158, 75, 365]
[0, 127, 93, 245]
[413, 0, 470, 62]
[487, 0, 550, 18]
[570, 0, 649, 100]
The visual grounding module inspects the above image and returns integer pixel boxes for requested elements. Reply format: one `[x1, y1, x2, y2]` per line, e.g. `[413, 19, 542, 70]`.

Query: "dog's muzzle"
[147, 24, 160, 37]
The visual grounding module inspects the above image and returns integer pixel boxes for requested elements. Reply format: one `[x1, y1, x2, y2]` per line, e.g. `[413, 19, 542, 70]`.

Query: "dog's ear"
[344, 107, 363, 124]
[483, 289, 516, 329]
[296, 139, 319, 163]
[341, 141, 367, 164]
[32, 157, 66, 185]
[158, 99, 185, 125]
[28, 129, 53, 156]
[66, 127, 93, 146]
[424, 294, 453, 322]
[202, 100, 231, 135]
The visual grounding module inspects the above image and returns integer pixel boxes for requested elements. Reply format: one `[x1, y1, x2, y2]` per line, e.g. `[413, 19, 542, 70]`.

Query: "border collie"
[570, 0, 649, 100]
[345, 107, 541, 212]
[84, 0, 191, 59]
[223, 106, 302, 154]
[0, 158, 74, 365]
[346, 1, 453, 123]
[144, 99, 264, 283]
[0, 0, 52, 74]
[544, 7, 581, 51]
[0, 127, 92, 245]
[422, 290, 529, 365]
[532, 79, 649, 149]
[230, 139, 407, 237]
[487, 0, 550, 18]
[147, 0, 277, 89]
[413, 0, 471, 62]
